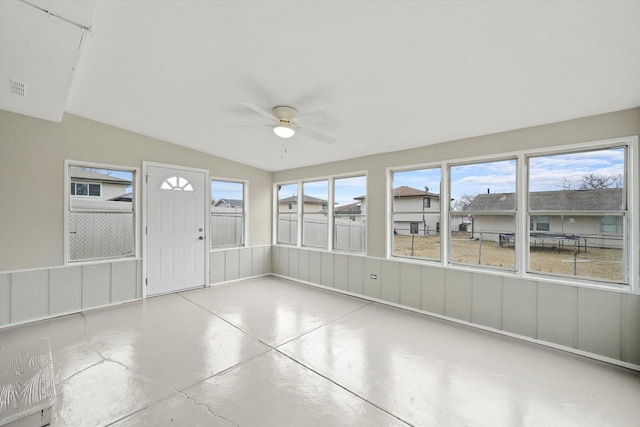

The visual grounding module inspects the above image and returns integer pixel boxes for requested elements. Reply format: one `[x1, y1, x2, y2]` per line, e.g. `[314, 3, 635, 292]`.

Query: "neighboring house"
[335, 201, 362, 220]
[213, 198, 243, 209]
[354, 186, 441, 235]
[212, 198, 243, 215]
[464, 188, 623, 248]
[70, 167, 132, 211]
[279, 195, 328, 212]
[393, 186, 441, 235]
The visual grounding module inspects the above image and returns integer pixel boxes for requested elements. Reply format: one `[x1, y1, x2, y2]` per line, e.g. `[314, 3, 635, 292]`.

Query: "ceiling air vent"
[9, 79, 28, 97]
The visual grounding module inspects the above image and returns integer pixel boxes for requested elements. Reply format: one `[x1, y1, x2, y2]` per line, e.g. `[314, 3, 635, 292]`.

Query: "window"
[160, 176, 194, 191]
[277, 183, 298, 245]
[211, 179, 245, 248]
[275, 173, 367, 253]
[410, 222, 419, 234]
[71, 182, 101, 197]
[391, 168, 441, 260]
[302, 180, 329, 249]
[387, 137, 636, 289]
[528, 146, 627, 283]
[531, 216, 550, 231]
[600, 216, 620, 233]
[334, 175, 366, 253]
[450, 159, 516, 270]
[66, 164, 135, 262]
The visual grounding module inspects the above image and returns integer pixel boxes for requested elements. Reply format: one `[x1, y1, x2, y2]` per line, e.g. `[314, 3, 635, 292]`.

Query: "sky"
[393, 147, 625, 204]
[83, 146, 624, 207]
[278, 176, 366, 207]
[211, 180, 244, 201]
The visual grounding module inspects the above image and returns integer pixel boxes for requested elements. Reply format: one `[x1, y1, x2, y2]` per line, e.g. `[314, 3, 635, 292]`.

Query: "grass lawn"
[393, 233, 624, 282]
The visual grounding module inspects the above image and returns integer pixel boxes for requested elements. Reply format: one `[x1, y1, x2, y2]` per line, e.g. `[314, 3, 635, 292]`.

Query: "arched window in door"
[160, 176, 194, 191]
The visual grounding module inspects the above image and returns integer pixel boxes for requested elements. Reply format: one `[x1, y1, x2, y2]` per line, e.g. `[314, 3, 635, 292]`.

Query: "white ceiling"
[2, 1, 639, 172]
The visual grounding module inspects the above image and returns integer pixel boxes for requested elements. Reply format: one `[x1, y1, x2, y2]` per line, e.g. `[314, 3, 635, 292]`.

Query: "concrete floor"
[1, 276, 639, 426]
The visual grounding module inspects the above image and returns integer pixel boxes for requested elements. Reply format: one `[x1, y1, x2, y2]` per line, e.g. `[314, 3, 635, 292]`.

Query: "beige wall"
[0, 110, 272, 271]
[273, 107, 640, 258]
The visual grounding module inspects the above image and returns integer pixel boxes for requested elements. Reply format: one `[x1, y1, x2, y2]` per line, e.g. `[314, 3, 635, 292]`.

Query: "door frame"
[142, 161, 210, 298]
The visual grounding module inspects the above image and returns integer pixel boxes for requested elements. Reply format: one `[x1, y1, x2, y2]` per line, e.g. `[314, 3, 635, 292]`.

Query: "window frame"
[210, 178, 248, 249]
[525, 145, 630, 285]
[389, 166, 443, 261]
[274, 172, 367, 254]
[64, 160, 140, 265]
[387, 136, 638, 292]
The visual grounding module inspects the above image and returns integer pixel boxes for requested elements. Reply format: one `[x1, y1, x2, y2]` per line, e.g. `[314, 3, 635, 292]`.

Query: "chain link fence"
[395, 230, 624, 282]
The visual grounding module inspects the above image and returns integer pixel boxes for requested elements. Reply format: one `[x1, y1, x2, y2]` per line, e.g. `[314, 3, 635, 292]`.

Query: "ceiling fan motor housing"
[272, 106, 299, 123]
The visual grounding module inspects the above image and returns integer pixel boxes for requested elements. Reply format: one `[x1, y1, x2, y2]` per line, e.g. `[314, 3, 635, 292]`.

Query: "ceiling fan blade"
[297, 126, 336, 145]
[227, 124, 272, 129]
[240, 100, 277, 121]
[297, 110, 330, 123]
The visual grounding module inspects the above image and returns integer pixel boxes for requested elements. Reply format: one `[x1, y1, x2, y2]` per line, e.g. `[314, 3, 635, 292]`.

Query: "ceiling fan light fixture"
[273, 123, 295, 138]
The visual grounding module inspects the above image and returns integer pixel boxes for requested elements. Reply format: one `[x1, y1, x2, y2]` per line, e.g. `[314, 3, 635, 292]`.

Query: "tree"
[451, 193, 476, 211]
[559, 173, 623, 190]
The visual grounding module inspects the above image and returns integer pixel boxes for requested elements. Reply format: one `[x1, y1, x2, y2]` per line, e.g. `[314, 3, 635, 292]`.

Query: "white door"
[146, 165, 207, 295]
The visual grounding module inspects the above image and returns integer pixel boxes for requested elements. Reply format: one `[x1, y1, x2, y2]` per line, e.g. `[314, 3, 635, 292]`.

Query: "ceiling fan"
[239, 100, 336, 145]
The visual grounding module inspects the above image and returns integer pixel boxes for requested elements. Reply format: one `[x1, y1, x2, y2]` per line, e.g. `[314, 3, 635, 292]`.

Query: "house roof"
[70, 167, 132, 184]
[213, 198, 243, 207]
[464, 188, 624, 211]
[108, 192, 132, 202]
[356, 186, 440, 200]
[394, 186, 435, 198]
[279, 195, 327, 204]
[335, 201, 362, 214]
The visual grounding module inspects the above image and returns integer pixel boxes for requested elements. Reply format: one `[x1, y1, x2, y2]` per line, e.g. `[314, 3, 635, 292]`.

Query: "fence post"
[573, 238, 578, 276]
[411, 232, 415, 257]
[478, 233, 483, 264]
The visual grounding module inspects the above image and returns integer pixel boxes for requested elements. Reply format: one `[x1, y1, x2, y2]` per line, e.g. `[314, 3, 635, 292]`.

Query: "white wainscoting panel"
[271, 246, 640, 367]
[0, 259, 141, 328]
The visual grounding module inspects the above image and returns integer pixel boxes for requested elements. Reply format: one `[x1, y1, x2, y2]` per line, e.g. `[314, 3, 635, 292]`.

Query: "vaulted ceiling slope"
[2, 1, 639, 171]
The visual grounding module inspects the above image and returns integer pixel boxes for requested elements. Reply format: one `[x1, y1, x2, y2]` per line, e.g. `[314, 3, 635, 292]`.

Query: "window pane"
[211, 180, 244, 248]
[278, 184, 298, 244]
[451, 160, 516, 212]
[449, 213, 516, 269]
[68, 166, 134, 261]
[391, 168, 441, 260]
[528, 147, 625, 210]
[303, 180, 328, 248]
[211, 214, 243, 247]
[89, 184, 101, 196]
[528, 214, 624, 283]
[528, 147, 627, 283]
[450, 160, 516, 269]
[75, 183, 88, 195]
[334, 176, 366, 253]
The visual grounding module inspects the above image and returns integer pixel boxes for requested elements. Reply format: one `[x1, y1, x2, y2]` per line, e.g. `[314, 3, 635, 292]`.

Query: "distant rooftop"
[70, 167, 131, 184]
[465, 188, 623, 211]
[279, 195, 327, 204]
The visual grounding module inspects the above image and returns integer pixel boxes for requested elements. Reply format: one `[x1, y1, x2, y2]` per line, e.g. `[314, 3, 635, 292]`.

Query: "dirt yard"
[393, 233, 624, 282]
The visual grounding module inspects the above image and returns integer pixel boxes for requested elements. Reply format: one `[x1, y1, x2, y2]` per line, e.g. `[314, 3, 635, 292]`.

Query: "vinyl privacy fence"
[278, 215, 365, 252]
